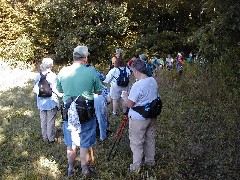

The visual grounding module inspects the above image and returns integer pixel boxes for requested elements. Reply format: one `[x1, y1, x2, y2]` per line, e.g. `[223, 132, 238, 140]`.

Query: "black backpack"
[38, 72, 52, 97]
[116, 67, 129, 87]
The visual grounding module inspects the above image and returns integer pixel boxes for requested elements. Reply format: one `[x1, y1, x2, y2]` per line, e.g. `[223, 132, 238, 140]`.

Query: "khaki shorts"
[110, 83, 130, 99]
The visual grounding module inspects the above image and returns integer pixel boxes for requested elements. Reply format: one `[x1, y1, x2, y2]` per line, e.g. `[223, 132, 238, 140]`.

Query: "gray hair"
[40, 58, 53, 71]
[131, 58, 147, 75]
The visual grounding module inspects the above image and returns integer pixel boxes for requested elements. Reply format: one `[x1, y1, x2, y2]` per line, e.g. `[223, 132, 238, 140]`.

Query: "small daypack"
[38, 72, 52, 97]
[132, 97, 162, 118]
[116, 67, 129, 87]
[145, 62, 153, 77]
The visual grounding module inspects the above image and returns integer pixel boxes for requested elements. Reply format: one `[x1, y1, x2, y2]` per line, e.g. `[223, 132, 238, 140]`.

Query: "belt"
[65, 96, 78, 104]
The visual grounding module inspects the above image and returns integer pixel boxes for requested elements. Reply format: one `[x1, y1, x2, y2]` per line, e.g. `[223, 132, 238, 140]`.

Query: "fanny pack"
[132, 97, 162, 118]
[61, 96, 95, 123]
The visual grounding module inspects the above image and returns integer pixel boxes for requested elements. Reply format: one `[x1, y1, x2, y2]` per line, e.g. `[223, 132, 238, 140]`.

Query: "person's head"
[131, 58, 148, 78]
[115, 48, 122, 58]
[73, 45, 90, 64]
[177, 52, 182, 58]
[40, 58, 53, 71]
[139, 54, 148, 61]
[111, 56, 117, 67]
[114, 57, 125, 68]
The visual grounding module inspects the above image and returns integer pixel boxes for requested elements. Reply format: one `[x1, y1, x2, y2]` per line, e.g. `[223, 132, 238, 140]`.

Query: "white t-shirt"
[166, 57, 173, 65]
[128, 77, 158, 120]
[103, 67, 131, 87]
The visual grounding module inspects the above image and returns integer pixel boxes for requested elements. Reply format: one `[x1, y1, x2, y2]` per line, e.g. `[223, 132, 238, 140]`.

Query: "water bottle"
[145, 101, 151, 117]
[145, 101, 150, 111]
[85, 100, 93, 119]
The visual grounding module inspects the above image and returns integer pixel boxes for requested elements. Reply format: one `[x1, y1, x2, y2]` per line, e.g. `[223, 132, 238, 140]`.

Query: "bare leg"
[80, 147, 90, 175]
[112, 99, 119, 114]
[67, 145, 77, 176]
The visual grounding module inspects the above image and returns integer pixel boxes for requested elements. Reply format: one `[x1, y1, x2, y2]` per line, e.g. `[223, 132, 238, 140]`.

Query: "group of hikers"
[125, 51, 188, 77]
[33, 46, 163, 177]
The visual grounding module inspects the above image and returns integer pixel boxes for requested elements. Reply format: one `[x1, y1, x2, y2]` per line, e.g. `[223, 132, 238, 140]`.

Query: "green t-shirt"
[56, 63, 102, 102]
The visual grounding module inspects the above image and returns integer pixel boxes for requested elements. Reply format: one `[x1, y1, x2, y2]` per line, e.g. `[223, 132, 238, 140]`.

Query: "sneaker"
[111, 113, 118, 118]
[80, 166, 96, 178]
[48, 138, 57, 143]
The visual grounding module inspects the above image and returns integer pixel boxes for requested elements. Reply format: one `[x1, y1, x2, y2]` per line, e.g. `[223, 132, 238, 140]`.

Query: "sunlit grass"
[0, 63, 239, 179]
[34, 156, 61, 178]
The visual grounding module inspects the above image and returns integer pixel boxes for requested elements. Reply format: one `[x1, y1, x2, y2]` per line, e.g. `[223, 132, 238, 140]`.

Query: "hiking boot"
[80, 166, 96, 179]
[111, 113, 118, 118]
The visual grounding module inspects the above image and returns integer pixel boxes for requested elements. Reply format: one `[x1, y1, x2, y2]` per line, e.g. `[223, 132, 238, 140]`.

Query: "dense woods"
[1, 0, 239, 66]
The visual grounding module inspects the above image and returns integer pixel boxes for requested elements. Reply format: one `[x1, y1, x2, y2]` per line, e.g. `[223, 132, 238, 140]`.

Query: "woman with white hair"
[33, 58, 59, 142]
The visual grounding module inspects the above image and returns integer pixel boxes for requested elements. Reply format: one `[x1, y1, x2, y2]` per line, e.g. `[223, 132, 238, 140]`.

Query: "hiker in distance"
[56, 45, 102, 177]
[109, 48, 123, 70]
[33, 58, 60, 143]
[103, 57, 131, 117]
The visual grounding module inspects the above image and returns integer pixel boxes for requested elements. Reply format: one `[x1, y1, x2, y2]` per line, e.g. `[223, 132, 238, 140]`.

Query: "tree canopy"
[0, 0, 239, 66]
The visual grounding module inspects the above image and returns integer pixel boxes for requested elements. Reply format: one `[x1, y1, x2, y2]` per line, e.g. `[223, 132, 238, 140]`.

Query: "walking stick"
[107, 114, 129, 161]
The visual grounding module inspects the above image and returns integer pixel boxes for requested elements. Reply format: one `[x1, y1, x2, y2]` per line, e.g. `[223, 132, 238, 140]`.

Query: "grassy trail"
[0, 63, 239, 179]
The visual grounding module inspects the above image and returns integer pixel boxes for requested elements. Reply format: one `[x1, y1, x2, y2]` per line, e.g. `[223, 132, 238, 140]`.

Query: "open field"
[0, 62, 239, 179]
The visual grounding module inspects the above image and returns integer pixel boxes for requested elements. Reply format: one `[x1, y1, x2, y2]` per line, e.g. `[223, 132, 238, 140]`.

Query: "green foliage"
[0, 0, 37, 62]
[0, 0, 239, 79]
[33, 0, 131, 64]
[191, 0, 240, 63]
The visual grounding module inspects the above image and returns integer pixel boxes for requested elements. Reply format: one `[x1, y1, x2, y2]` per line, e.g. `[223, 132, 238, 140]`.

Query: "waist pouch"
[132, 98, 162, 118]
[61, 96, 95, 123]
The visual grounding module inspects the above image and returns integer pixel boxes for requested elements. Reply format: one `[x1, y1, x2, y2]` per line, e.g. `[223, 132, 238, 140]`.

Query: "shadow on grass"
[0, 80, 66, 179]
[0, 80, 133, 179]
[1, 64, 239, 179]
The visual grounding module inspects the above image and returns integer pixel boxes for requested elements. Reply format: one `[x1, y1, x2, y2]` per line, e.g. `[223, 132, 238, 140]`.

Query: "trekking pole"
[107, 114, 129, 161]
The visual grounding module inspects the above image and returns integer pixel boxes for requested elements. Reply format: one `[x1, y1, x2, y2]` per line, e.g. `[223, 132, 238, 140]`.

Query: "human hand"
[121, 91, 128, 99]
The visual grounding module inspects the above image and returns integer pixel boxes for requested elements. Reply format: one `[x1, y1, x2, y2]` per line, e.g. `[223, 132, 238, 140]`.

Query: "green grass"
[0, 62, 239, 179]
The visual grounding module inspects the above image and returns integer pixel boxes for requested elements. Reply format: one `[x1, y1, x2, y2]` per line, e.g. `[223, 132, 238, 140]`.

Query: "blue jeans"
[94, 94, 109, 141]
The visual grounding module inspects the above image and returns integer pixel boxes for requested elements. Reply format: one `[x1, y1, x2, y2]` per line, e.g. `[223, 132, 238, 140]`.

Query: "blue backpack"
[116, 67, 129, 87]
[145, 62, 153, 77]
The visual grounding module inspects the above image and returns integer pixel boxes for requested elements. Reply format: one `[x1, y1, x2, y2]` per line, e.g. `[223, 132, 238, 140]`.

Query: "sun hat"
[40, 58, 53, 71]
[139, 54, 148, 61]
[115, 48, 122, 54]
[73, 46, 90, 59]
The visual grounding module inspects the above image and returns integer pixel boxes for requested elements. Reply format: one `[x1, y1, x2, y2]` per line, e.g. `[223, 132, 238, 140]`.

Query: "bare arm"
[122, 92, 135, 108]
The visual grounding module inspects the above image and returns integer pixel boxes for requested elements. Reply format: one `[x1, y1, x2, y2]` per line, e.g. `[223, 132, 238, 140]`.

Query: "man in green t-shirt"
[56, 45, 102, 177]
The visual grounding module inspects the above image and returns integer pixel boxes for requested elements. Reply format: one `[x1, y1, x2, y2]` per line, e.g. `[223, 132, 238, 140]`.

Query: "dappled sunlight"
[0, 105, 11, 112]
[0, 131, 6, 144]
[21, 150, 29, 157]
[34, 156, 61, 179]
[12, 132, 30, 147]
[23, 110, 35, 118]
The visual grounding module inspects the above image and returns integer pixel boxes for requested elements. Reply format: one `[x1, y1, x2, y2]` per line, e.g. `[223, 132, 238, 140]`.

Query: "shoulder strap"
[40, 71, 50, 78]
[118, 67, 123, 75]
